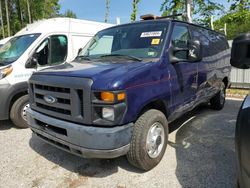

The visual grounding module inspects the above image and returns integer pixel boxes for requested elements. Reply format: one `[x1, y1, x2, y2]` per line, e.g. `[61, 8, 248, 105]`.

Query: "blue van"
[26, 17, 231, 171]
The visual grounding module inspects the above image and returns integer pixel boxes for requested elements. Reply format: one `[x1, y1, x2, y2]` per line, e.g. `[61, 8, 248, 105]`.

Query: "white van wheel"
[10, 95, 29, 128]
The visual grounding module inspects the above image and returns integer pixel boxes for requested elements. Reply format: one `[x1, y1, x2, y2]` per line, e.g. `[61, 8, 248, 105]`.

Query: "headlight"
[92, 91, 126, 125]
[102, 107, 115, 121]
[0, 66, 13, 80]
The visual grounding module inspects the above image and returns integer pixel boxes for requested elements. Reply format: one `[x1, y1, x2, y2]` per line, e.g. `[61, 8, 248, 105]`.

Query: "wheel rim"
[21, 103, 30, 121]
[146, 122, 165, 158]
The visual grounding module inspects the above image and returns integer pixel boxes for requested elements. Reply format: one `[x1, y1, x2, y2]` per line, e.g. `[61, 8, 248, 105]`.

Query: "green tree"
[214, 0, 250, 39]
[131, 0, 141, 21]
[228, 0, 250, 11]
[0, 0, 61, 38]
[160, 0, 224, 26]
[62, 9, 77, 18]
[160, 0, 184, 17]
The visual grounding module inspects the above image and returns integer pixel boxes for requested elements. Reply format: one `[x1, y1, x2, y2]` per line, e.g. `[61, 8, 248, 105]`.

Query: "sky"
[58, 0, 231, 24]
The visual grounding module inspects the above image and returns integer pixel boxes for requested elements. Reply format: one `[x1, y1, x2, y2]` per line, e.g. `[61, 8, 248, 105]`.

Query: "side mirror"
[188, 39, 202, 62]
[78, 48, 83, 55]
[230, 33, 250, 69]
[25, 56, 38, 68]
[170, 39, 202, 63]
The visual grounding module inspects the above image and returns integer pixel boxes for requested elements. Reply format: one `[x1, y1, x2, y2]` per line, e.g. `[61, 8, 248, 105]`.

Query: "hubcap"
[21, 103, 30, 121]
[146, 122, 165, 158]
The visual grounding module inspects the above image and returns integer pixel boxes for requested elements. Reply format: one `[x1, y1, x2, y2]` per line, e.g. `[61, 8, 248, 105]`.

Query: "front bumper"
[27, 108, 133, 158]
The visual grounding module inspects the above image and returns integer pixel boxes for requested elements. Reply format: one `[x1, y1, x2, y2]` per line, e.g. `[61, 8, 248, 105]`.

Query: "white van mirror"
[25, 56, 38, 68]
[78, 48, 83, 55]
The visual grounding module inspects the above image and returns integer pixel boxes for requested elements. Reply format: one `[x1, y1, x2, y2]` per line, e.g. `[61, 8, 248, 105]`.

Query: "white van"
[0, 17, 113, 128]
[0, 36, 12, 47]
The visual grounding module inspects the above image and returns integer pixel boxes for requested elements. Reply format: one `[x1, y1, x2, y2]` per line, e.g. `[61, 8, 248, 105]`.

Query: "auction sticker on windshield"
[151, 38, 160, 45]
[140, 31, 162, 38]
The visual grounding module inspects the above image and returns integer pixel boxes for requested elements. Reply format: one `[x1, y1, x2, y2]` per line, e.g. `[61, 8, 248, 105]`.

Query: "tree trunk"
[5, 0, 10, 36]
[27, 0, 31, 23]
[0, 1, 5, 38]
[16, 0, 23, 27]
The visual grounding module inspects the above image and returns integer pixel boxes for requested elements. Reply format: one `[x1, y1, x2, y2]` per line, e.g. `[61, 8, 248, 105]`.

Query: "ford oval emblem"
[43, 95, 57, 104]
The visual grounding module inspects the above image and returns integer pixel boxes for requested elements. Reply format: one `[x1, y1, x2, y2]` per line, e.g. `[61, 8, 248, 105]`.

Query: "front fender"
[122, 77, 171, 124]
[0, 81, 28, 120]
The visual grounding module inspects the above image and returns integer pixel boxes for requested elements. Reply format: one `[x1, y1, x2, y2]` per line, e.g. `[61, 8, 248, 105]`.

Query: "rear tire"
[10, 95, 29, 128]
[210, 83, 226, 110]
[127, 109, 168, 171]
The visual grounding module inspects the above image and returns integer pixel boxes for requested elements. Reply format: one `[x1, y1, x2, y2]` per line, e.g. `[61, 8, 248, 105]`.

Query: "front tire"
[210, 83, 226, 110]
[10, 95, 29, 128]
[127, 109, 168, 171]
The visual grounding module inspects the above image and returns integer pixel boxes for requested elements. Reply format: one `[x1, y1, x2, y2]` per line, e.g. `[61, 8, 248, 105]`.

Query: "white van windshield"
[78, 21, 169, 61]
[0, 34, 40, 66]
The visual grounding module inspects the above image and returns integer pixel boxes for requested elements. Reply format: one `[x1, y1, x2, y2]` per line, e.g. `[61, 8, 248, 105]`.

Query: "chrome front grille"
[33, 84, 72, 116]
[28, 75, 93, 125]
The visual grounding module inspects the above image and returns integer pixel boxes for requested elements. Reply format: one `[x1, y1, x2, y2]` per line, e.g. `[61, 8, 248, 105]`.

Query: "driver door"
[170, 23, 199, 109]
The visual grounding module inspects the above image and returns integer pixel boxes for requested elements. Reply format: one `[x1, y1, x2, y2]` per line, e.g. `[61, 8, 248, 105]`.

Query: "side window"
[190, 26, 209, 57]
[35, 35, 67, 66]
[171, 25, 190, 59]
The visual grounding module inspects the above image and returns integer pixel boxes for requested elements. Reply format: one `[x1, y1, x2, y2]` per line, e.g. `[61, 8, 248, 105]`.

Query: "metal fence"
[230, 68, 250, 88]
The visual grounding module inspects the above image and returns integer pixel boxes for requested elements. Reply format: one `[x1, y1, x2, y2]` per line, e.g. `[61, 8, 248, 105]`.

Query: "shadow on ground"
[0, 120, 13, 130]
[29, 134, 143, 178]
[170, 99, 241, 188]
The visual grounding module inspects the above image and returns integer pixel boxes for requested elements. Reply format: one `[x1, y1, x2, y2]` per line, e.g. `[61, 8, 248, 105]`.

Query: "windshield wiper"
[100, 54, 142, 62]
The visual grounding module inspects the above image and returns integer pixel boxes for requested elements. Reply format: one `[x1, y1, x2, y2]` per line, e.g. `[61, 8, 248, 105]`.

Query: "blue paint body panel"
[33, 19, 231, 125]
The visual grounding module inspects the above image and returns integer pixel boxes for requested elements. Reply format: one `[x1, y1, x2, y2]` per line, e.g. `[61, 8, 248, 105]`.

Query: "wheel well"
[138, 100, 168, 119]
[222, 77, 229, 88]
[9, 91, 28, 114]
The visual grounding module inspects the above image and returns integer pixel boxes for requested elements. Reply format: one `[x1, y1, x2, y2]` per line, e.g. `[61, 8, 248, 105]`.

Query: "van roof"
[15, 17, 114, 37]
[103, 18, 225, 37]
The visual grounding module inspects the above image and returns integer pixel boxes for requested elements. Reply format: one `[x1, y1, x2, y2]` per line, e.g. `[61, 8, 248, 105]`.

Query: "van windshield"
[0, 34, 40, 66]
[78, 21, 169, 61]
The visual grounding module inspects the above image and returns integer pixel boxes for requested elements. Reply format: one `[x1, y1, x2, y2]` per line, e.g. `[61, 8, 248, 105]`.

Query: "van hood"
[35, 60, 156, 90]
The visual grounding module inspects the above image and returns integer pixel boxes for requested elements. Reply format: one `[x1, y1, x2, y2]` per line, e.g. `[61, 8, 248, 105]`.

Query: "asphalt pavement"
[0, 98, 241, 188]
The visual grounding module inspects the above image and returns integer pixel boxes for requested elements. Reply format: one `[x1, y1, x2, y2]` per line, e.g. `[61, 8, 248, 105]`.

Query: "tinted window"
[171, 25, 190, 59]
[191, 26, 228, 57]
[190, 26, 210, 57]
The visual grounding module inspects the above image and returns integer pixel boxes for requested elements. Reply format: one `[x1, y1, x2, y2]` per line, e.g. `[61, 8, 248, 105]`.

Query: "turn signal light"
[100, 92, 115, 102]
[0, 66, 13, 80]
[117, 92, 126, 101]
[100, 91, 126, 102]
